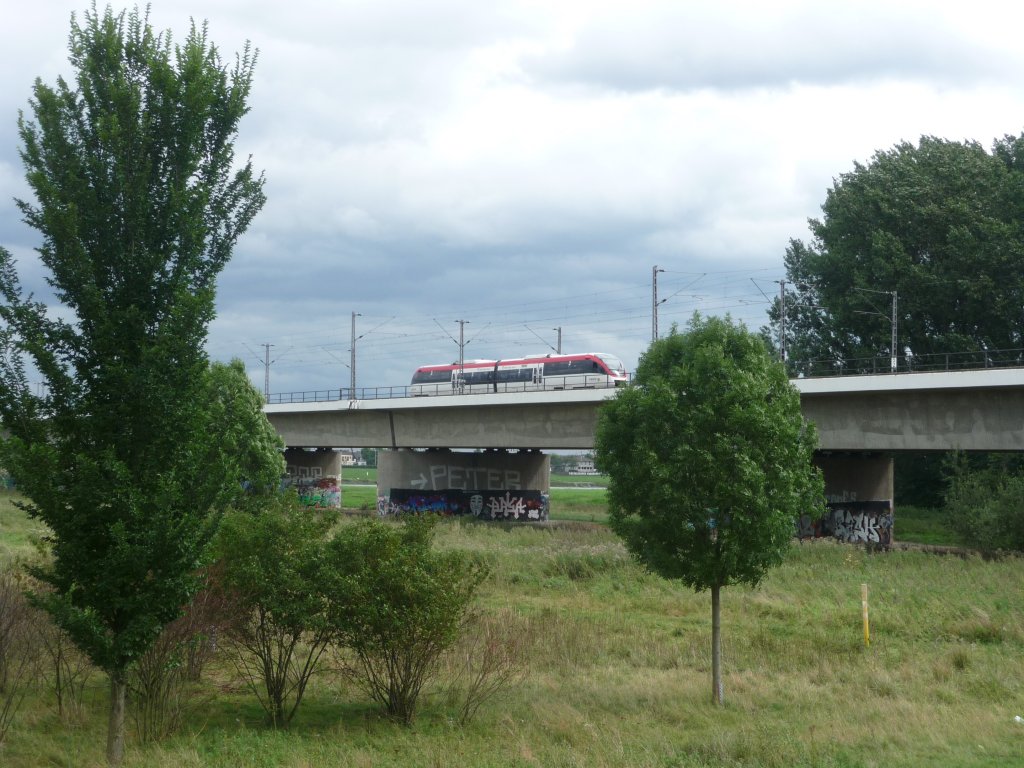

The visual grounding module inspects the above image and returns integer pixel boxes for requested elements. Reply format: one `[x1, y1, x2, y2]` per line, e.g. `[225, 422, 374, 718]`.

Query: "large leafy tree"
[207, 358, 285, 498]
[767, 134, 1024, 372]
[595, 315, 823, 705]
[0, 6, 264, 763]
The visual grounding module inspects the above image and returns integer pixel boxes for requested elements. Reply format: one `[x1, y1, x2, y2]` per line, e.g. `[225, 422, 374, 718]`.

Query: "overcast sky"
[3, 1, 1024, 396]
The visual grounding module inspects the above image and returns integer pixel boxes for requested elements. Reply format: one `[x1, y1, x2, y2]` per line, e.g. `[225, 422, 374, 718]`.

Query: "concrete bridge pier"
[376, 448, 551, 521]
[283, 447, 343, 508]
[806, 452, 895, 547]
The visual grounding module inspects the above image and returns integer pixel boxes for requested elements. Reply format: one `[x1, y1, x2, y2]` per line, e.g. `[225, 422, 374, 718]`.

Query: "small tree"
[595, 315, 823, 705]
[325, 517, 486, 724]
[216, 495, 334, 728]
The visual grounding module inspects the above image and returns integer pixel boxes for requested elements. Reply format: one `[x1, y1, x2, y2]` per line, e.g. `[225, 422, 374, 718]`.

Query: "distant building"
[338, 449, 366, 467]
[568, 457, 599, 475]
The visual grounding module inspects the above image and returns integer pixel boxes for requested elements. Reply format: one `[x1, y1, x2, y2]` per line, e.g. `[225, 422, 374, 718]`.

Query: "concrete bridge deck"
[264, 368, 1024, 452]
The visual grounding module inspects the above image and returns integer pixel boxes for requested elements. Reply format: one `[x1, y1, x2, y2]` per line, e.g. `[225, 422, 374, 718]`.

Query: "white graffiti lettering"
[414, 465, 525, 491]
[487, 492, 527, 520]
[831, 510, 879, 543]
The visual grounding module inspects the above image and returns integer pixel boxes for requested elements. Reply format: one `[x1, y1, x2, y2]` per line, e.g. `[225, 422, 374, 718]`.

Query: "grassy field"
[2, 491, 1023, 766]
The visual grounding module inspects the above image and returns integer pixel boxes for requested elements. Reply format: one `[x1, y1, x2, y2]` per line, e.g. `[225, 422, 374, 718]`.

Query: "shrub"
[945, 467, 1024, 554]
[216, 495, 334, 728]
[33, 595, 94, 722]
[442, 607, 534, 725]
[0, 568, 37, 744]
[127, 569, 234, 741]
[325, 517, 487, 724]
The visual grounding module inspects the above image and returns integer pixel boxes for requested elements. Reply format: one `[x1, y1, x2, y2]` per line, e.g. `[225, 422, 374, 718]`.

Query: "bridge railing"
[790, 347, 1024, 378]
[266, 376, 628, 404]
[266, 348, 1024, 404]
[266, 386, 413, 404]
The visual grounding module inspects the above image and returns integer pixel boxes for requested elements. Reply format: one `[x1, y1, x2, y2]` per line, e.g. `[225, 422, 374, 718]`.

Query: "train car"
[409, 353, 628, 396]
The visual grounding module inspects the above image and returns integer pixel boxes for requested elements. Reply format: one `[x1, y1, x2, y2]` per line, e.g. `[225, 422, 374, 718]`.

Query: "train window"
[411, 369, 452, 384]
[544, 360, 595, 376]
[461, 370, 495, 385]
[497, 368, 533, 382]
[597, 354, 626, 373]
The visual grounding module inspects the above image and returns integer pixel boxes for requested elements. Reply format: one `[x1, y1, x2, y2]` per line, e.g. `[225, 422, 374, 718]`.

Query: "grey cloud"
[523, 5, 1013, 94]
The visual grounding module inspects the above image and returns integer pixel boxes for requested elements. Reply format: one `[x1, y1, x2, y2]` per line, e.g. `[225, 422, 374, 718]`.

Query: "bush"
[325, 517, 487, 724]
[127, 568, 234, 741]
[216, 495, 334, 728]
[32, 590, 94, 723]
[442, 607, 534, 725]
[0, 568, 38, 744]
[946, 467, 1024, 554]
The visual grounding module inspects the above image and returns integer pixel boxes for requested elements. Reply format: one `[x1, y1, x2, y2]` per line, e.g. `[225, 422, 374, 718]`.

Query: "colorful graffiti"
[798, 501, 893, 549]
[292, 477, 341, 509]
[379, 489, 549, 522]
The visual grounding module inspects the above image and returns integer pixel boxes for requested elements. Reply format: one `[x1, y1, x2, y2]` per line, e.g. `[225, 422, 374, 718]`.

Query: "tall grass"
[0, 492, 47, 565]
[4, 500, 1022, 766]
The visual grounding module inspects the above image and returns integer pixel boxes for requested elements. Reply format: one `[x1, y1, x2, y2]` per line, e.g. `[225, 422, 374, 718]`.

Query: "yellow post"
[861, 583, 870, 647]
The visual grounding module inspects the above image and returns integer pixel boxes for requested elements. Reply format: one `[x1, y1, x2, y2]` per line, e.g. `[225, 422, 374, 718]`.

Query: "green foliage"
[216, 495, 334, 728]
[205, 359, 285, 499]
[945, 460, 1024, 554]
[0, 1, 264, 673]
[0, 6, 264, 761]
[768, 134, 1024, 368]
[893, 453, 948, 508]
[596, 314, 823, 592]
[325, 516, 487, 724]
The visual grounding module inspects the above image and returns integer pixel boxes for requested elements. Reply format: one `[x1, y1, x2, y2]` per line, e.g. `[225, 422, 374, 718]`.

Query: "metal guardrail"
[789, 348, 1024, 378]
[266, 386, 410, 404]
[266, 377, 628, 404]
[266, 348, 1024, 404]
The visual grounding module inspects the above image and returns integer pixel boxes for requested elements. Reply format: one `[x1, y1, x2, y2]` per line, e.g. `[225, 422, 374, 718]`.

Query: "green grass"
[0, 491, 48, 564]
[341, 466, 378, 484]
[894, 505, 960, 547]
[3, 511, 1023, 767]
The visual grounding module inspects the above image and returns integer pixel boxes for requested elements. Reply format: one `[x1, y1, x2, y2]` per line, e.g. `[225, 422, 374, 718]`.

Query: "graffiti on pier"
[291, 477, 341, 509]
[798, 501, 893, 548]
[379, 489, 549, 522]
[403, 464, 523, 492]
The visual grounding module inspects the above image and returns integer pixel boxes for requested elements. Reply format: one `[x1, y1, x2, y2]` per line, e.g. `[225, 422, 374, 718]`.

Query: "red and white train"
[410, 352, 628, 396]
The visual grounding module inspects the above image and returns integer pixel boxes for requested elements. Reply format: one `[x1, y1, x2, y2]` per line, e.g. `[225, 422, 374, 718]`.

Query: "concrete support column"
[801, 452, 895, 548]
[814, 452, 893, 504]
[377, 448, 550, 521]
[284, 448, 342, 508]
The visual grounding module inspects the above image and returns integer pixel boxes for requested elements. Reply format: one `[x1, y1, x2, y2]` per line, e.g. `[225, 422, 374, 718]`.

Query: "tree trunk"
[106, 669, 126, 766]
[711, 583, 723, 706]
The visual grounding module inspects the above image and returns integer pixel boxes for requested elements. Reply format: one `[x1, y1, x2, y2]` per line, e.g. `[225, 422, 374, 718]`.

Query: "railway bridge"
[264, 367, 1024, 537]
